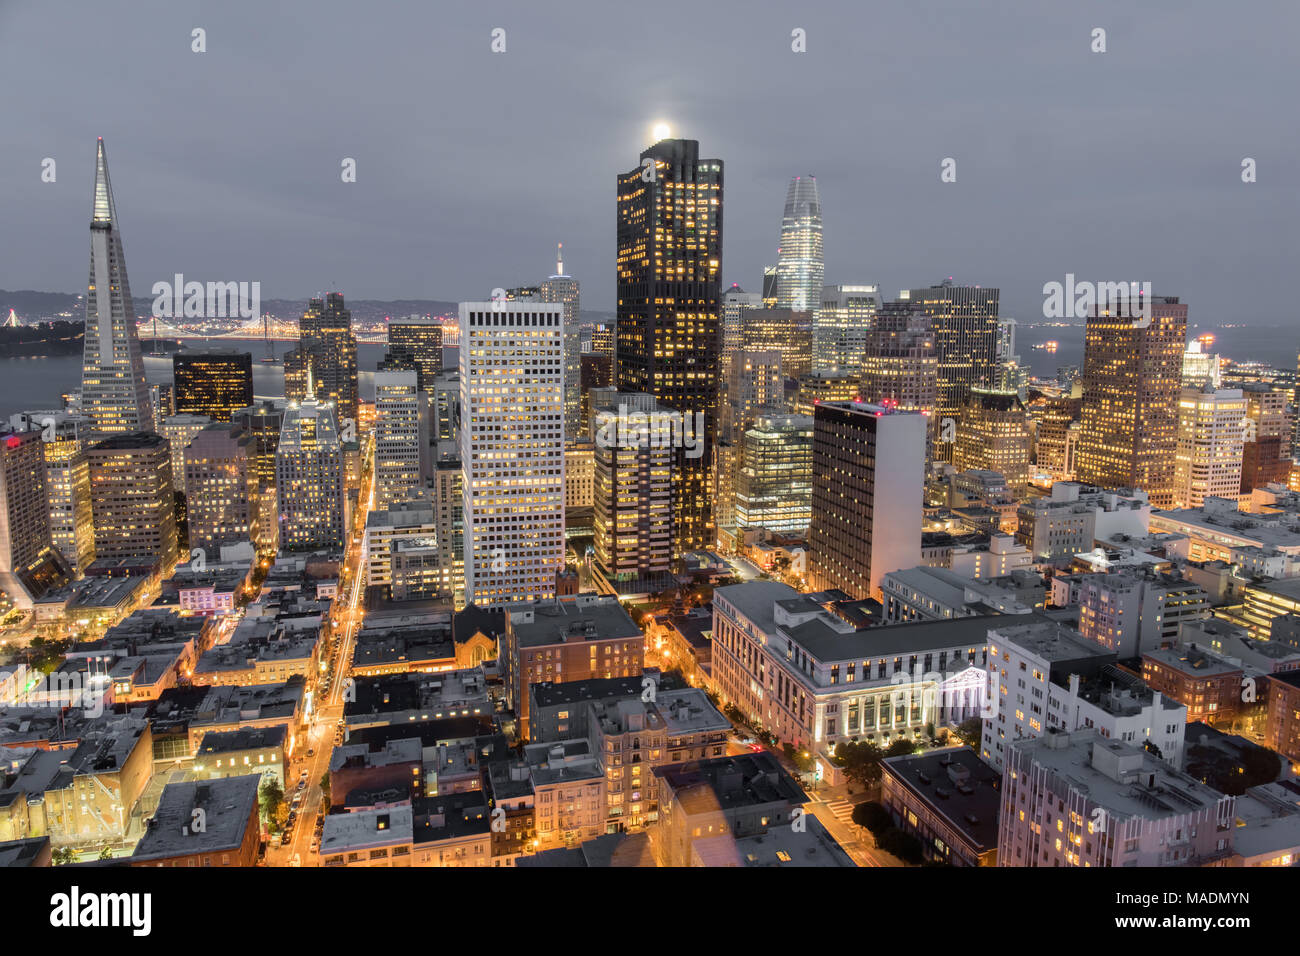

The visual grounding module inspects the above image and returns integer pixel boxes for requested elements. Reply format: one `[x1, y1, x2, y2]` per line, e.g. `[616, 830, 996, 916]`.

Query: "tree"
[51, 847, 76, 866]
[97, 846, 113, 860]
[877, 827, 925, 865]
[260, 778, 287, 832]
[953, 717, 982, 749]
[319, 773, 331, 808]
[884, 738, 918, 759]
[1143, 740, 1163, 760]
[782, 743, 814, 773]
[851, 801, 892, 835]
[834, 740, 885, 788]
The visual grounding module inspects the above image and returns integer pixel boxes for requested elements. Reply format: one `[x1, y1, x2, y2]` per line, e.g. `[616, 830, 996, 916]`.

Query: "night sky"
[2, 0, 1297, 322]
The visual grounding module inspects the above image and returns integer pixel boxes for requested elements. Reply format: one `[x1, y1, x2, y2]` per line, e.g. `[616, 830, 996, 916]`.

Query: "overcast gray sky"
[1, 0, 1297, 321]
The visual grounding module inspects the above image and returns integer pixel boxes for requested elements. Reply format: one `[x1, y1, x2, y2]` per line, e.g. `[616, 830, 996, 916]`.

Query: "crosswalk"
[825, 799, 858, 827]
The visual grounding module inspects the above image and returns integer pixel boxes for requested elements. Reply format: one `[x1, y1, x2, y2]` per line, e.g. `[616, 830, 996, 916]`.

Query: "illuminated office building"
[540, 244, 583, 442]
[10, 411, 96, 575]
[734, 413, 814, 535]
[860, 301, 938, 416]
[160, 414, 214, 491]
[1182, 340, 1221, 390]
[741, 308, 813, 381]
[721, 284, 762, 368]
[79, 139, 152, 438]
[0, 425, 70, 607]
[87, 432, 178, 571]
[184, 423, 259, 554]
[905, 282, 1000, 462]
[818, 284, 880, 375]
[1173, 387, 1247, 508]
[794, 370, 858, 417]
[378, 316, 443, 392]
[374, 370, 430, 508]
[722, 350, 784, 442]
[590, 391, 673, 581]
[953, 387, 1032, 494]
[616, 136, 723, 555]
[776, 175, 824, 320]
[460, 302, 565, 607]
[232, 400, 286, 491]
[284, 292, 359, 427]
[172, 349, 254, 422]
[807, 401, 926, 601]
[276, 374, 346, 552]
[1240, 384, 1293, 493]
[1076, 297, 1188, 508]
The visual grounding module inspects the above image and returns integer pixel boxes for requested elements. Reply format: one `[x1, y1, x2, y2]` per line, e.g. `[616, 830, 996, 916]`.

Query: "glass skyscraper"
[616, 137, 723, 555]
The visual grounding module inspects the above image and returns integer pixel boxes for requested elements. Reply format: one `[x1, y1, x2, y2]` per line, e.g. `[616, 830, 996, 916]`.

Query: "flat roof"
[131, 775, 260, 860]
[882, 747, 1001, 854]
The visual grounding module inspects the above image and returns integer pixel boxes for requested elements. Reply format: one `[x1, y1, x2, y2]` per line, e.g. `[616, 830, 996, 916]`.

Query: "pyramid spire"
[81, 138, 151, 437]
[92, 138, 116, 226]
[556, 242, 564, 277]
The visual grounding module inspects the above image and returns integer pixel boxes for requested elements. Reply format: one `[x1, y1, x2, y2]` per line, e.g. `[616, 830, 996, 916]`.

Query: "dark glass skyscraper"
[172, 349, 254, 422]
[378, 316, 444, 392]
[906, 281, 1001, 462]
[284, 293, 359, 427]
[616, 137, 723, 554]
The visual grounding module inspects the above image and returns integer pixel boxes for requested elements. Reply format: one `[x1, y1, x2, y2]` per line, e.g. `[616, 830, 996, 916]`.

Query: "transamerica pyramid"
[80, 138, 153, 437]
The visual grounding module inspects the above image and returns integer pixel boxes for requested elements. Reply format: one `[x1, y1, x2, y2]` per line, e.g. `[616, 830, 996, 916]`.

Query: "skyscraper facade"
[953, 387, 1032, 493]
[860, 301, 938, 416]
[378, 316, 444, 392]
[276, 382, 346, 552]
[807, 401, 926, 601]
[80, 140, 152, 438]
[10, 411, 96, 576]
[590, 391, 674, 582]
[616, 137, 723, 555]
[540, 244, 582, 443]
[232, 400, 286, 491]
[172, 350, 254, 422]
[1076, 297, 1188, 508]
[460, 302, 566, 607]
[818, 283, 880, 375]
[184, 423, 259, 555]
[86, 432, 178, 571]
[906, 282, 1001, 461]
[284, 293, 360, 428]
[0, 425, 70, 607]
[374, 370, 430, 508]
[776, 176, 824, 316]
[734, 413, 814, 535]
[1173, 387, 1247, 508]
[741, 308, 813, 381]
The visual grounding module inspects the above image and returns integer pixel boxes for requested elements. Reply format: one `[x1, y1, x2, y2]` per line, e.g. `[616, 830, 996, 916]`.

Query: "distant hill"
[0, 290, 613, 327]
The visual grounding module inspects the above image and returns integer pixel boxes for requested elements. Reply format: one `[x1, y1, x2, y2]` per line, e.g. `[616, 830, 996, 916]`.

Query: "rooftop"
[131, 775, 260, 861]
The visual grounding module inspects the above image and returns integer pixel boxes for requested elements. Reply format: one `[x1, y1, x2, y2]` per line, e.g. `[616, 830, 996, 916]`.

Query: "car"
[307, 749, 315, 757]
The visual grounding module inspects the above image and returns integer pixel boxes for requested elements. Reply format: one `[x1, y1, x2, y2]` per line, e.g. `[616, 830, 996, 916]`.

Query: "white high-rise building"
[776, 176, 824, 316]
[1174, 387, 1248, 508]
[460, 302, 566, 607]
[373, 370, 429, 508]
[817, 284, 880, 375]
[540, 244, 581, 443]
[80, 139, 153, 438]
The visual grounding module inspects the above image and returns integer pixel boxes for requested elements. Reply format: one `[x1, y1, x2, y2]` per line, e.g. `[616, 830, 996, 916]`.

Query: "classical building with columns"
[710, 581, 994, 753]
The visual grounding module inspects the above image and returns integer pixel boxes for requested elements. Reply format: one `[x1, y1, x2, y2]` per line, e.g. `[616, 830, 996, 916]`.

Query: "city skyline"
[2, 1, 1297, 324]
